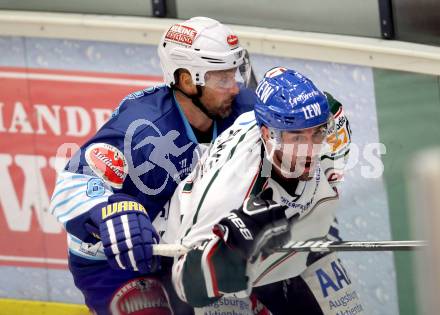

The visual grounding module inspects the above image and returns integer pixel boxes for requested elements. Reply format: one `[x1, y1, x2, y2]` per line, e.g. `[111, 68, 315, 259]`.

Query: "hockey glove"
[214, 188, 290, 261]
[176, 189, 289, 306]
[86, 193, 160, 273]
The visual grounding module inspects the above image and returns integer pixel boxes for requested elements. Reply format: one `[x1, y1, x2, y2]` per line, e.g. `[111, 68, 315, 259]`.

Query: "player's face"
[200, 68, 240, 118]
[272, 125, 326, 180]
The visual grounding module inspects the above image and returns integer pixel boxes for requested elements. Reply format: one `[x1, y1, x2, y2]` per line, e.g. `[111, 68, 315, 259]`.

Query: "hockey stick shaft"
[152, 240, 427, 257]
[274, 240, 427, 252]
[153, 244, 189, 257]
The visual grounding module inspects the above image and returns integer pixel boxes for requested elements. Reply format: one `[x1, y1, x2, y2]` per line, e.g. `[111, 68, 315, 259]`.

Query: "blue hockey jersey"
[49, 85, 254, 312]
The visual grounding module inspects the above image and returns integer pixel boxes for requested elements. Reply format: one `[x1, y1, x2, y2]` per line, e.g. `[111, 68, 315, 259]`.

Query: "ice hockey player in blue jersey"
[49, 17, 255, 315]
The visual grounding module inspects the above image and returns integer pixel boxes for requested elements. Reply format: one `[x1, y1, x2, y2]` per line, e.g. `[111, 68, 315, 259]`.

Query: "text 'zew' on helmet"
[254, 67, 330, 132]
[158, 17, 251, 88]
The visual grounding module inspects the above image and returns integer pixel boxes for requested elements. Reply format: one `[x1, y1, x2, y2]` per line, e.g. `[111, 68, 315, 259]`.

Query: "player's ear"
[178, 70, 197, 94]
[260, 125, 270, 143]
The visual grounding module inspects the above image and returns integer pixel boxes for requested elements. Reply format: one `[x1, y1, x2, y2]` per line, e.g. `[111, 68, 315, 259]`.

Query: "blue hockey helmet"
[254, 67, 330, 131]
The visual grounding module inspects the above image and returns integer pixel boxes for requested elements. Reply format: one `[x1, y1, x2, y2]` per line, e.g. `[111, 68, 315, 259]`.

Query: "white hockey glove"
[176, 189, 290, 307]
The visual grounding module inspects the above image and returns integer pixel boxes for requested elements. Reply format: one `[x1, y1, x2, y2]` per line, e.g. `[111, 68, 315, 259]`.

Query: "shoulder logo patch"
[85, 143, 128, 189]
[265, 67, 287, 78]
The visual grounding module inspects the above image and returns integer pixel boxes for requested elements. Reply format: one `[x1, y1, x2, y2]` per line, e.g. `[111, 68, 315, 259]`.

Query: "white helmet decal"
[164, 24, 198, 47]
[226, 34, 239, 48]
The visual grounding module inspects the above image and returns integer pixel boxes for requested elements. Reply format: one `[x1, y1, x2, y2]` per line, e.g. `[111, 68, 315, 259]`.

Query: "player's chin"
[217, 104, 233, 118]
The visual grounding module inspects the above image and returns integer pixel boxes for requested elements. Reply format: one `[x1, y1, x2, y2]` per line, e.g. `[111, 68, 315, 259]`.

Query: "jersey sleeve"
[49, 128, 125, 259]
[49, 124, 166, 261]
[167, 114, 259, 248]
[167, 116, 260, 304]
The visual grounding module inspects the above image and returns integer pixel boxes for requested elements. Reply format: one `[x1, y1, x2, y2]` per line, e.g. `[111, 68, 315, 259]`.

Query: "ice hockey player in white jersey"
[162, 67, 365, 314]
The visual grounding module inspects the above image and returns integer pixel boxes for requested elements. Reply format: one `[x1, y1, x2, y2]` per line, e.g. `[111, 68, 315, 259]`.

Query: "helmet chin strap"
[173, 85, 218, 120]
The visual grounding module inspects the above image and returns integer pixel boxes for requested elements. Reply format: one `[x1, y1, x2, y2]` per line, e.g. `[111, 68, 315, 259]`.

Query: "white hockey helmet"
[158, 17, 250, 87]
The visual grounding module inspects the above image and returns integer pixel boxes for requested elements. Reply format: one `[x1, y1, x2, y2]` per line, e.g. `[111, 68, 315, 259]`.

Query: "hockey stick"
[152, 239, 427, 257]
[268, 240, 427, 253]
[153, 244, 189, 257]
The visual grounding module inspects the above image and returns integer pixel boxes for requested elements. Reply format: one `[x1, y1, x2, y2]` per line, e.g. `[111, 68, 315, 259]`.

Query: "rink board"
[1, 35, 439, 314]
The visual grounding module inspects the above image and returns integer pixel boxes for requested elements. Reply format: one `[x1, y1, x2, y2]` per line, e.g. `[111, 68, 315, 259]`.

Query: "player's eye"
[291, 135, 305, 142]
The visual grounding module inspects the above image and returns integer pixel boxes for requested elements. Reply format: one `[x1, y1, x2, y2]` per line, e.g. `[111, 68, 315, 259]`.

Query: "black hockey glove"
[213, 188, 291, 262]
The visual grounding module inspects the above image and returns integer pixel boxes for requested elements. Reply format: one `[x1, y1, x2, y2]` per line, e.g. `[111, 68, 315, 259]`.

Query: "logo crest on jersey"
[165, 24, 197, 47]
[85, 143, 128, 189]
[109, 277, 172, 315]
[227, 34, 239, 47]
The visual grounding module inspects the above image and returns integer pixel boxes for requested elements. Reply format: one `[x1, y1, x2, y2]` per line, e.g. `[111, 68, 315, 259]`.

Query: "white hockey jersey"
[162, 102, 351, 290]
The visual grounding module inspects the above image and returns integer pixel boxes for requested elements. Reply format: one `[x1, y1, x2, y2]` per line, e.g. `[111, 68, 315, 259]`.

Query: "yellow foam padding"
[0, 299, 90, 315]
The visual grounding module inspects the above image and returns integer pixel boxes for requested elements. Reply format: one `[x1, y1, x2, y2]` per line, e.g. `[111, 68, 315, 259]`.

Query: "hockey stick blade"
[274, 240, 428, 252]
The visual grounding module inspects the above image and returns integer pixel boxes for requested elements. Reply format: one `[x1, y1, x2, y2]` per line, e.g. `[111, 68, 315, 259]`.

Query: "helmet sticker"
[85, 143, 128, 189]
[301, 102, 322, 120]
[164, 24, 198, 47]
[256, 80, 275, 103]
[291, 91, 321, 106]
[227, 34, 239, 47]
[265, 66, 287, 78]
